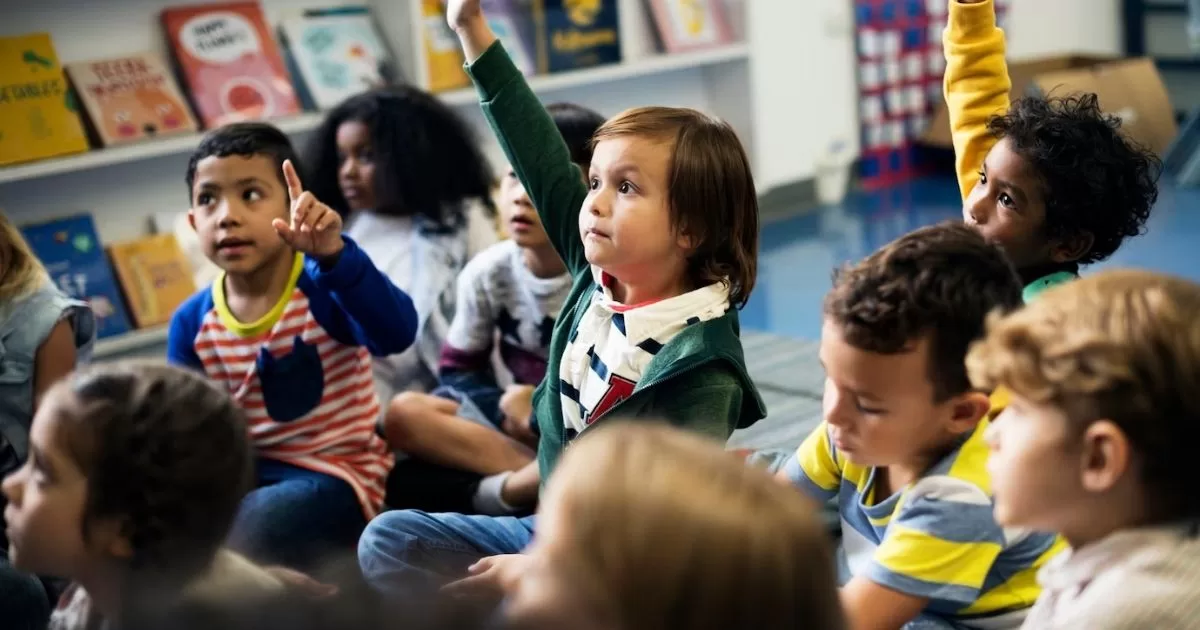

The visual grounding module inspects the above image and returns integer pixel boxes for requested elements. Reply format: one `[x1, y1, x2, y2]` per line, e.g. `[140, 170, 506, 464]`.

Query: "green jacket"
[465, 42, 766, 482]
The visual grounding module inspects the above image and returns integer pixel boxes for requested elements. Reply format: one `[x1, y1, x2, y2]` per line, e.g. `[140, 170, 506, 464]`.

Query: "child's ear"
[1050, 230, 1095, 264]
[1079, 419, 1130, 494]
[88, 516, 134, 560]
[187, 210, 197, 232]
[947, 391, 991, 434]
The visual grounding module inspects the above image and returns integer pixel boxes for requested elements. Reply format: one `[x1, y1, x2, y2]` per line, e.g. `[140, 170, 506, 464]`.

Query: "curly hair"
[967, 269, 1200, 521]
[987, 94, 1161, 264]
[57, 362, 252, 578]
[303, 87, 495, 227]
[185, 122, 301, 203]
[824, 221, 1024, 401]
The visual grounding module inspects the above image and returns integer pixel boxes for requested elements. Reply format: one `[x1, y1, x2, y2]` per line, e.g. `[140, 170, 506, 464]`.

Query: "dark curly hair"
[987, 93, 1161, 264]
[185, 122, 301, 203]
[304, 87, 495, 228]
[58, 362, 252, 579]
[824, 221, 1024, 401]
[545, 102, 605, 167]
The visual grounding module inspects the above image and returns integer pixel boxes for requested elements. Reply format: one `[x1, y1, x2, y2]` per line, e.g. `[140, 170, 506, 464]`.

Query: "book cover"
[20, 214, 132, 340]
[162, 1, 301, 128]
[278, 6, 393, 110]
[65, 53, 198, 146]
[483, 0, 539, 76]
[108, 233, 197, 329]
[536, 0, 621, 73]
[647, 0, 734, 53]
[420, 0, 470, 92]
[0, 33, 90, 167]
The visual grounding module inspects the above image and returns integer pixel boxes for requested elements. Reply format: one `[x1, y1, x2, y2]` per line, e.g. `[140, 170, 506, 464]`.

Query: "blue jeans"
[358, 510, 536, 595]
[229, 459, 366, 570]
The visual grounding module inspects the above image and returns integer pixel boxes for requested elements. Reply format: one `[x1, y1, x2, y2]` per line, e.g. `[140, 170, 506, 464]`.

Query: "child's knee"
[383, 392, 438, 449]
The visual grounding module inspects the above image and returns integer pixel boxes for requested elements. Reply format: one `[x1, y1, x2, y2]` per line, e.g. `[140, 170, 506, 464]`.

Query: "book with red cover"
[65, 52, 199, 146]
[161, 1, 300, 128]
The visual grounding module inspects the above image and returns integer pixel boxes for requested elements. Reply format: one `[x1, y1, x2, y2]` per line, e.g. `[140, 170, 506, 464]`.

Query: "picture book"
[420, 0, 470, 92]
[108, 233, 197, 329]
[278, 6, 394, 110]
[65, 52, 198, 146]
[162, 1, 300, 128]
[0, 33, 89, 167]
[20, 214, 132, 340]
[647, 0, 734, 53]
[537, 0, 621, 73]
[483, 0, 539, 76]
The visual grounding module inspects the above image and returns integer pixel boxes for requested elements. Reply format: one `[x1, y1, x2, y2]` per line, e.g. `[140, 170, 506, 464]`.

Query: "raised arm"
[449, 0, 591, 275]
[944, 0, 1011, 201]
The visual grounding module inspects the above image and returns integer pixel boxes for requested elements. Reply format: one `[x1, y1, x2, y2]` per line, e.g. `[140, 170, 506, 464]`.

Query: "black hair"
[185, 122, 302, 202]
[304, 87, 495, 227]
[59, 362, 252, 580]
[545, 102, 605, 166]
[988, 93, 1161, 265]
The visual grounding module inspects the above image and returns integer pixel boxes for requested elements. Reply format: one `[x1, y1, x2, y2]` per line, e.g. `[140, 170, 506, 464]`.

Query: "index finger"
[282, 159, 304, 202]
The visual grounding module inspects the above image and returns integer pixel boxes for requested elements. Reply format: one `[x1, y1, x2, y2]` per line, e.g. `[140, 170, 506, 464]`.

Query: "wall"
[1006, 0, 1122, 60]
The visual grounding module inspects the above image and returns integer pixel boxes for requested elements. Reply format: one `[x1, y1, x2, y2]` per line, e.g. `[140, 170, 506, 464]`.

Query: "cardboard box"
[923, 56, 1178, 155]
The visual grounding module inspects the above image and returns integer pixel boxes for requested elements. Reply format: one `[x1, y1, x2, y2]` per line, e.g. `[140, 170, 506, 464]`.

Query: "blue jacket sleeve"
[303, 235, 418, 356]
[166, 290, 208, 371]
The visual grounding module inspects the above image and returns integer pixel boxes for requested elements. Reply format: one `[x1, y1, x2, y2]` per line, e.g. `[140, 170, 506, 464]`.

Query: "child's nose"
[216, 202, 242, 227]
[1, 467, 24, 504]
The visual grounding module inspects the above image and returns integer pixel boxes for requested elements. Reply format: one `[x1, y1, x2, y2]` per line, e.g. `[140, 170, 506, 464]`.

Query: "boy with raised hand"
[779, 222, 1065, 630]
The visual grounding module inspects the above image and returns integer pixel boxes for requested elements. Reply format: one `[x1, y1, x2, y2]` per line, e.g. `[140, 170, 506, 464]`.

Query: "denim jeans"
[358, 510, 536, 595]
[228, 459, 367, 570]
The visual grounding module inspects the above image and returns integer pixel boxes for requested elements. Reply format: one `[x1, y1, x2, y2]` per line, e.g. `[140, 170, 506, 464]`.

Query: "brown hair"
[0, 212, 47, 302]
[57, 361, 253, 578]
[966, 269, 1200, 521]
[593, 107, 758, 308]
[824, 221, 1023, 400]
[543, 421, 844, 630]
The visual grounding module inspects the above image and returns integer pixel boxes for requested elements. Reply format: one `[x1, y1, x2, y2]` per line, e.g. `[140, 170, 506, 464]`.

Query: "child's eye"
[855, 400, 885, 415]
[977, 170, 987, 184]
[618, 181, 634, 194]
[196, 192, 214, 206]
[243, 188, 264, 202]
[588, 177, 600, 191]
[998, 192, 1015, 208]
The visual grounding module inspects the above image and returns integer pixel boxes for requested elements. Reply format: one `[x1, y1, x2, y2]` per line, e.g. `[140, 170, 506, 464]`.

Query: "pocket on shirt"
[257, 336, 325, 423]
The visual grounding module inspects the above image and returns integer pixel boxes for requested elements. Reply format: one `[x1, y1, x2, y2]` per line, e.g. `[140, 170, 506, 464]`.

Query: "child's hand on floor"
[443, 554, 532, 599]
[500, 385, 537, 447]
[273, 159, 345, 262]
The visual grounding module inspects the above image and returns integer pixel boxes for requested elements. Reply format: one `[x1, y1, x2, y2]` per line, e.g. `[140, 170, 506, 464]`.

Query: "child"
[967, 270, 1200, 629]
[381, 102, 606, 515]
[0, 213, 95, 630]
[2, 362, 282, 629]
[945, 0, 1160, 301]
[167, 122, 419, 570]
[357, 0, 765, 594]
[304, 87, 498, 401]
[779, 222, 1065, 630]
[469, 421, 844, 630]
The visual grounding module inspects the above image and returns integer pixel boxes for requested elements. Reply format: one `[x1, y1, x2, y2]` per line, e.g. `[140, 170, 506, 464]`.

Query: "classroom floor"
[727, 173, 1200, 452]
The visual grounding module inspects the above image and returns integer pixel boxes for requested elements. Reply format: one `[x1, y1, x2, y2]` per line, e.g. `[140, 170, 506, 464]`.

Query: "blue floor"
[741, 174, 1200, 340]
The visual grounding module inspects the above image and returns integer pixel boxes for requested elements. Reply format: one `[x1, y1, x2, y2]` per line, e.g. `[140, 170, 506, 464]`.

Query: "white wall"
[1006, 0, 1122, 60]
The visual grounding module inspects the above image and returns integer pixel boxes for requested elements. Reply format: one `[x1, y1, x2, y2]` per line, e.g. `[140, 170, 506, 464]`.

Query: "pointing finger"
[282, 159, 304, 203]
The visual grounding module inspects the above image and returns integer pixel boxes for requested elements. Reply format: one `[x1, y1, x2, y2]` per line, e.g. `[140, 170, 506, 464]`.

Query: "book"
[20, 214, 132, 340]
[483, 0, 539, 76]
[536, 0, 621, 73]
[646, 0, 734, 53]
[107, 233, 197, 329]
[0, 33, 90, 167]
[161, 1, 301, 128]
[65, 53, 198, 146]
[278, 6, 394, 110]
[419, 0, 470, 92]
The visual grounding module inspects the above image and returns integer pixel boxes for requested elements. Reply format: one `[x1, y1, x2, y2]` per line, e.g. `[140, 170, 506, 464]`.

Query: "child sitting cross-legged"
[966, 270, 1200, 629]
[779, 222, 1065, 630]
[945, 0, 1160, 301]
[168, 123, 418, 571]
[357, 0, 765, 596]
[380, 102, 606, 516]
[1, 362, 285, 630]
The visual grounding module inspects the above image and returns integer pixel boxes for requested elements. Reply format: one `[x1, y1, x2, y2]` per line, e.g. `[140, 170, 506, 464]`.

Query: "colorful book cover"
[278, 6, 393, 110]
[536, 0, 621, 73]
[65, 53, 198, 147]
[20, 214, 132, 340]
[647, 0, 734, 53]
[483, 0, 539, 76]
[108, 233, 197, 329]
[162, 1, 301, 128]
[420, 0, 470, 92]
[0, 33, 90, 167]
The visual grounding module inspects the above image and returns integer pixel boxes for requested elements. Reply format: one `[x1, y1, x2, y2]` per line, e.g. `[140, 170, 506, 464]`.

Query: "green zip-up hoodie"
[465, 41, 766, 483]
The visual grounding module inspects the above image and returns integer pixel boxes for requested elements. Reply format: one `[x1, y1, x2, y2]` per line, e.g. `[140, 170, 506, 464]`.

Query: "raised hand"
[273, 159, 344, 261]
[445, 0, 497, 63]
[445, 0, 483, 32]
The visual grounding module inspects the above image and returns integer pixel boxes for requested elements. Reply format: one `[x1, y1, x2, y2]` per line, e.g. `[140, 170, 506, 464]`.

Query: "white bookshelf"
[93, 326, 170, 360]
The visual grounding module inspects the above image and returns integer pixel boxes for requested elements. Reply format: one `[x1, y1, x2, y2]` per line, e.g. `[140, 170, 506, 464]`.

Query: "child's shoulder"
[459, 239, 524, 286]
[172, 284, 218, 327]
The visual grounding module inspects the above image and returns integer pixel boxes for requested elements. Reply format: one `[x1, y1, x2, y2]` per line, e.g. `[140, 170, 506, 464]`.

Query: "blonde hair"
[966, 269, 1200, 519]
[544, 421, 844, 630]
[0, 212, 47, 302]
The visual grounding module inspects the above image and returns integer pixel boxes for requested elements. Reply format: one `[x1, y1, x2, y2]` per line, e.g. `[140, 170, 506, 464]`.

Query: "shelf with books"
[0, 44, 747, 186]
[93, 325, 170, 360]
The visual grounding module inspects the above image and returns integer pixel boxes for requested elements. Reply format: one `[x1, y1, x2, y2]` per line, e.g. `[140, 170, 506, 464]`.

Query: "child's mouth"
[216, 238, 254, 256]
[509, 217, 534, 232]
